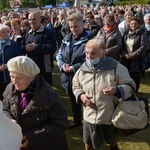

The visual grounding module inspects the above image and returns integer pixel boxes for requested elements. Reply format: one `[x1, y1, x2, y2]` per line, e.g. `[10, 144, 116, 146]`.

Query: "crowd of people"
[0, 4, 149, 150]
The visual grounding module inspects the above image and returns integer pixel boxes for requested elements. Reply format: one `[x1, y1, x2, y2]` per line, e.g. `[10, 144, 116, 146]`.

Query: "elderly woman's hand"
[102, 86, 116, 95]
[80, 94, 96, 108]
[125, 54, 131, 59]
[21, 135, 29, 149]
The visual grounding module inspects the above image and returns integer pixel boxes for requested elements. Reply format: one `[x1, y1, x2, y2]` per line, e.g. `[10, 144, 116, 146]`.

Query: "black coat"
[2, 75, 69, 150]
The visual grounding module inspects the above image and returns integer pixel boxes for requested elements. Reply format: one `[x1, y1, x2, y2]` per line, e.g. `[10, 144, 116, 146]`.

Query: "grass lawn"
[52, 61, 150, 150]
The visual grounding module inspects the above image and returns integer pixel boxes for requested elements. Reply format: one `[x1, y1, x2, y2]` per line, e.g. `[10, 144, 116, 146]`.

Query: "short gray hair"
[144, 13, 150, 21]
[67, 11, 83, 23]
[124, 11, 133, 18]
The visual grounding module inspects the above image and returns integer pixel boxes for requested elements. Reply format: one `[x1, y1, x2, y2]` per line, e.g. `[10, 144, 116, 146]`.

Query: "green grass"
[52, 61, 150, 150]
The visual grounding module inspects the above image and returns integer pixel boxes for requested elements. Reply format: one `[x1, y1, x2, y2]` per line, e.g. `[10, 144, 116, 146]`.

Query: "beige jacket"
[72, 57, 135, 125]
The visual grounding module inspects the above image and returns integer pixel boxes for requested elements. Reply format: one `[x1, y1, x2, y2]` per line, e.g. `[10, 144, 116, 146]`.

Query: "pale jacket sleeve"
[115, 62, 136, 101]
[72, 69, 84, 103]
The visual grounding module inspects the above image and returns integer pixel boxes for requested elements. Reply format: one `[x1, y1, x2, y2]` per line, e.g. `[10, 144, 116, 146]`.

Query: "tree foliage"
[0, 0, 9, 10]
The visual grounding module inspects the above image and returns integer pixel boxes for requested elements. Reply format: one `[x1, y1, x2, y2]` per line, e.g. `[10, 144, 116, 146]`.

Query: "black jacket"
[21, 25, 57, 73]
[2, 75, 68, 150]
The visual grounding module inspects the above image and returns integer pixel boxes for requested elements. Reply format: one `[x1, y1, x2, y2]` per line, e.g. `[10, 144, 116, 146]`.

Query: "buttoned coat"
[2, 75, 68, 150]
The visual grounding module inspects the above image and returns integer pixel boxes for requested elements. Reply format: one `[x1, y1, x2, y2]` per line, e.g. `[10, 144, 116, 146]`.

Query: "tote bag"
[112, 87, 148, 130]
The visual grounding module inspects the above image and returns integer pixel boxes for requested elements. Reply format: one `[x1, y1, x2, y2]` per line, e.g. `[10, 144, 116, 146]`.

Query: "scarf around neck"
[103, 24, 116, 34]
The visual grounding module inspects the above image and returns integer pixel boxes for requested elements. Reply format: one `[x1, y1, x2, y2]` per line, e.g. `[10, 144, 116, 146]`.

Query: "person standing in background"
[0, 24, 21, 101]
[56, 11, 93, 129]
[121, 16, 147, 92]
[21, 11, 56, 85]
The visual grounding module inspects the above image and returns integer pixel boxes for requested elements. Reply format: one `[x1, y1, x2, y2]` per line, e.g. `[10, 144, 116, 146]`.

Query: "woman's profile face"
[10, 72, 33, 91]
[129, 20, 140, 31]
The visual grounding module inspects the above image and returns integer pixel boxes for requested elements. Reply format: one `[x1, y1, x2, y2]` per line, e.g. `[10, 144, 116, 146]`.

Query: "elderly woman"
[72, 38, 135, 150]
[0, 24, 21, 100]
[121, 16, 148, 92]
[96, 14, 122, 61]
[2, 56, 69, 150]
[56, 11, 92, 129]
[118, 10, 133, 36]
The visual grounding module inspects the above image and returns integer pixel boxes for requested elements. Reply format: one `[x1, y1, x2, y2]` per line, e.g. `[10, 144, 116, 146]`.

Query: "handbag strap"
[126, 83, 146, 112]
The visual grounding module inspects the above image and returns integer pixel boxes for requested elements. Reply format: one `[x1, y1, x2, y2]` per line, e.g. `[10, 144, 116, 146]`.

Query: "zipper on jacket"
[93, 72, 98, 124]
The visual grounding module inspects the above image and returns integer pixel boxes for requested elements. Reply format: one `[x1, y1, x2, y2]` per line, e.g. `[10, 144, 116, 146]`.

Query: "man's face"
[10, 72, 33, 91]
[28, 13, 41, 31]
[69, 20, 84, 38]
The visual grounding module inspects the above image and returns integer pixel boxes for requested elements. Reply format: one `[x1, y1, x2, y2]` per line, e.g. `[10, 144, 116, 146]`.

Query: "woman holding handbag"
[72, 38, 135, 150]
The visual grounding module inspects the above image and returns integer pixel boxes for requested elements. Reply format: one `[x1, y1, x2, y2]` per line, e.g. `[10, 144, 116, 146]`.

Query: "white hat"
[7, 56, 40, 77]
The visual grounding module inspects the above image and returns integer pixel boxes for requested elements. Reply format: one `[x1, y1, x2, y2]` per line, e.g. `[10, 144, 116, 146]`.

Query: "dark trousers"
[0, 83, 9, 101]
[68, 90, 82, 124]
[129, 72, 140, 92]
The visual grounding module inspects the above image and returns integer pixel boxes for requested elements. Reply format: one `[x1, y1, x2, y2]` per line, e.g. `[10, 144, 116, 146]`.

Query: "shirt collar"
[29, 24, 44, 33]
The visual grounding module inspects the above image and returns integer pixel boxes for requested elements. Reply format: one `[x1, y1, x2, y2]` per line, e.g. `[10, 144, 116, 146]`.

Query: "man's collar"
[29, 24, 44, 33]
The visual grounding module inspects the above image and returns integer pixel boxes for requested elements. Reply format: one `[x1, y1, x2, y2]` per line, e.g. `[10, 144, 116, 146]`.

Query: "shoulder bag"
[112, 86, 148, 130]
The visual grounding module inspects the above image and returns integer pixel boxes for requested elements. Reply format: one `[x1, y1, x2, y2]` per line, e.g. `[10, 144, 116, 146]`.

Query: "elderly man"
[2, 56, 68, 150]
[118, 10, 133, 36]
[21, 11, 57, 85]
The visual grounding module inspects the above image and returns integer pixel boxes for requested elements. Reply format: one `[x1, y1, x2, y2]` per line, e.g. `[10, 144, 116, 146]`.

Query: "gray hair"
[144, 13, 150, 21]
[67, 11, 83, 23]
[124, 11, 133, 18]
[0, 24, 10, 31]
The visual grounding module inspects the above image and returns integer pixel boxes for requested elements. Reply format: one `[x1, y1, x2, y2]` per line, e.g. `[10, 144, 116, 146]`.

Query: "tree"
[0, 0, 9, 9]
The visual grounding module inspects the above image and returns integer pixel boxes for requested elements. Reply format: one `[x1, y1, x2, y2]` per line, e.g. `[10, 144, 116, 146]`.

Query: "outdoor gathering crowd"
[0, 3, 149, 150]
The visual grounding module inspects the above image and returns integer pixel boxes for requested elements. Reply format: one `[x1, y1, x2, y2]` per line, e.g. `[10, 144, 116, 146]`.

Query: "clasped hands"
[62, 64, 73, 73]
[25, 43, 36, 52]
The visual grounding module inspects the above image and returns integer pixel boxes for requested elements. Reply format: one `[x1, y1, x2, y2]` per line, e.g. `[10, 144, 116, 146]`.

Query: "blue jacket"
[21, 25, 57, 73]
[0, 38, 21, 83]
[56, 30, 92, 91]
